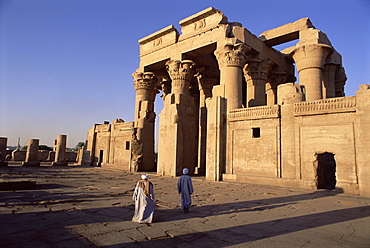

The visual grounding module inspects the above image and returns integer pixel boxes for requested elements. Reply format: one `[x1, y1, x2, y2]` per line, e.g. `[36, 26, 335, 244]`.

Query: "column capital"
[165, 60, 196, 82]
[244, 59, 274, 82]
[215, 43, 250, 68]
[132, 72, 159, 91]
[290, 44, 333, 72]
[196, 70, 219, 91]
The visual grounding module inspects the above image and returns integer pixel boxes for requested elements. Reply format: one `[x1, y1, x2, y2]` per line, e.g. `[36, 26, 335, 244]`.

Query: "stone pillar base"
[0, 162, 8, 167]
[52, 161, 68, 166]
[22, 162, 40, 167]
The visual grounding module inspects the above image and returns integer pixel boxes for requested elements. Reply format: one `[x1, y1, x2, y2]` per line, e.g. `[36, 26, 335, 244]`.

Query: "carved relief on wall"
[153, 38, 162, 47]
[194, 19, 206, 30]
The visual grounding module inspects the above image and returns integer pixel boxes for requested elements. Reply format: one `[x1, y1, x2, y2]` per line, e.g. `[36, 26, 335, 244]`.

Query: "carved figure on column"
[131, 133, 143, 172]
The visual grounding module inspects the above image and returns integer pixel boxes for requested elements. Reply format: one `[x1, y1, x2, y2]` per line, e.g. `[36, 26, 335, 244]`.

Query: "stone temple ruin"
[81, 8, 370, 197]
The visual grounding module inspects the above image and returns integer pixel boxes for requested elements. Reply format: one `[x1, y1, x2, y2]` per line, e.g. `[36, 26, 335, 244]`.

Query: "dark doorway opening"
[315, 152, 336, 190]
[98, 150, 103, 166]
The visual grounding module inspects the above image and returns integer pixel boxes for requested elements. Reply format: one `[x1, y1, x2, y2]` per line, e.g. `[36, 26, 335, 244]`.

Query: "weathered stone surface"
[81, 7, 368, 199]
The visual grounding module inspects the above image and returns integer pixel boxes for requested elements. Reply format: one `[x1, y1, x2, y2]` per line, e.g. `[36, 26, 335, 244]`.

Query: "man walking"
[177, 168, 193, 213]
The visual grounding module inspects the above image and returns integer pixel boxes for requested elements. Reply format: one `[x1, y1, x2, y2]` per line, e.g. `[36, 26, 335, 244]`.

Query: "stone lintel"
[259, 17, 315, 47]
[139, 25, 179, 56]
[179, 7, 228, 41]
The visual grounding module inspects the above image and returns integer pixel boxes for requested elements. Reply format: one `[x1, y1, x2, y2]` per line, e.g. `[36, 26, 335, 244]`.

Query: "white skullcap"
[141, 174, 149, 180]
[182, 168, 189, 174]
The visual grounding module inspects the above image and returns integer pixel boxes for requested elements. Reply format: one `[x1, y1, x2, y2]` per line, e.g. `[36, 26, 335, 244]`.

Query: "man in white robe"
[132, 174, 155, 223]
[177, 168, 194, 213]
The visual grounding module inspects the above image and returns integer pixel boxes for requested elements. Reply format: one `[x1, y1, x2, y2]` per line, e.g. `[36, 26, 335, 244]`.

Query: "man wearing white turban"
[177, 168, 194, 213]
[132, 174, 155, 223]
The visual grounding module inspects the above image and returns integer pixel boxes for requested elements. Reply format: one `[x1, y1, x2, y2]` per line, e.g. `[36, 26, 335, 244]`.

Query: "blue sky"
[1, 0, 369, 148]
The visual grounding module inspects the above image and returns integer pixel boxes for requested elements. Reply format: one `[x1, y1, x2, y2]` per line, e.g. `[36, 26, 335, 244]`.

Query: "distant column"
[323, 64, 338, 99]
[244, 59, 274, 107]
[215, 43, 248, 111]
[335, 66, 347, 97]
[132, 71, 159, 171]
[0, 137, 8, 167]
[196, 69, 219, 175]
[52, 135, 68, 166]
[291, 44, 333, 101]
[22, 139, 40, 166]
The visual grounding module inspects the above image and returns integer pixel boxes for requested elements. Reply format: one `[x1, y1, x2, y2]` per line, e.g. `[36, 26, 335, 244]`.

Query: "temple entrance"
[98, 150, 103, 166]
[315, 152, 336, 190]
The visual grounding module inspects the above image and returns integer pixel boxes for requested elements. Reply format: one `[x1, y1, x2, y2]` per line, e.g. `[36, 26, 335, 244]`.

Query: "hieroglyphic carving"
[194, 19, 206, 30]
[294, 96, 356, 115]
[153, 38, 162, 47]
[229, 105, 280, 120]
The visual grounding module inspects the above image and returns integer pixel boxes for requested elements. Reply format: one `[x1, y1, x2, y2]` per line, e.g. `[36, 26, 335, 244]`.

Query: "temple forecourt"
[81, 7, 370, 197]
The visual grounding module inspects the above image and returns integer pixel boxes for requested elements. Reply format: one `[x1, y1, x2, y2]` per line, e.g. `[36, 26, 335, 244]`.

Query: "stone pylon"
[52, 134, 68, 166]
[0, 137, 8, 167]
[22, 139, 40, 167]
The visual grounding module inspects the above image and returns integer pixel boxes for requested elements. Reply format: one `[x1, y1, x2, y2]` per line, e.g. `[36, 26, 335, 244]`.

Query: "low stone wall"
[11, 150, 77, 162]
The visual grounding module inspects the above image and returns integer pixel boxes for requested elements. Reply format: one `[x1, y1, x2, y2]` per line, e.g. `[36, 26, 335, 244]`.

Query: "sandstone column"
[195, 69, 219, 175]
[52, 134, 67, 166]
[0, 137, 8, 167]
[323, 64, 338, 98]
[335, 66, 347, 97]
[244, 59, 274, 107]
[355, 84, 370, 197]
[22, 139, 40, 166]
[132, 71, 159, 171]
[215, 43, 248, 111]
[291, 44, 333, 101]
[157, 60, 197, 176]
[266, 71, 290, 106]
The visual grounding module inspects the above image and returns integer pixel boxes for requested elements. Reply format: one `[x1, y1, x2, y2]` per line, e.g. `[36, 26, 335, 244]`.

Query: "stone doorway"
[315, 152, 336, 190]
[98, 150, 103, 166]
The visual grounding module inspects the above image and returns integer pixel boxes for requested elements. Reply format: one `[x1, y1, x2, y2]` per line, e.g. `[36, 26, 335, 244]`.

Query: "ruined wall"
[109, 122, 133, 168]
[227, 105, 280, 178]
[82, 121, 134, 168]
[225, 94, 364, 195]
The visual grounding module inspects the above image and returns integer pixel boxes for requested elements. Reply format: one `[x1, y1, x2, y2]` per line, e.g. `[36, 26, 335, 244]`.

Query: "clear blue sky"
[1, 0, 369, 148]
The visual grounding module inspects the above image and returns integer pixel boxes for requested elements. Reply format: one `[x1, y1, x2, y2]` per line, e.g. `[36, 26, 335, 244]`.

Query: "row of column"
[214, 42, 346, 110]
[0, 135, 68, 167]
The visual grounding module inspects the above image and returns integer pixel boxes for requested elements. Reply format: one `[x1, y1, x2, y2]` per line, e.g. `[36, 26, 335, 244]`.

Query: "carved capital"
[290, 44, 333, 72]
[196, 70, 219, 91]
[132, 72, 159, 91]
[215, 43, 250, 68]
[165, 60, 196, 82]
[244, 59, 274, 82]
